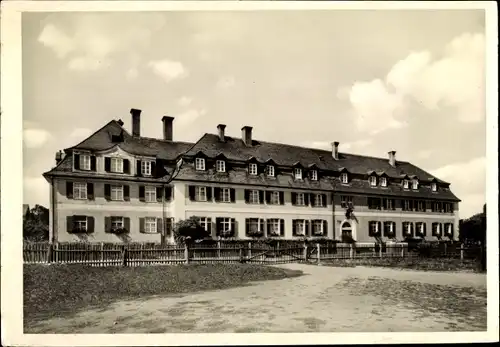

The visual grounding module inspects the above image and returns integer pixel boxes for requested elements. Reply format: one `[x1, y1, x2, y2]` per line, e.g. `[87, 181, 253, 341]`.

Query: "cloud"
[69, 128, 93, 142]
[431, 156, 486, 218]
[148, 60, 188, 83]
[176, 109, 206, 128]
[125, 68, 139, 80]
[23, 129, 52, 148]
[23, 177, 50, 208]
[417, 150, 434, 159]
[178, 96, 193, 107]
[340, 32, 485, 134]
[37, 13, 165, 71]
[216, 75, 236, 89]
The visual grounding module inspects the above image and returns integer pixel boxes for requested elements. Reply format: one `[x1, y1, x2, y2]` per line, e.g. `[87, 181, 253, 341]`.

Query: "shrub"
[173, 217, 212, 245]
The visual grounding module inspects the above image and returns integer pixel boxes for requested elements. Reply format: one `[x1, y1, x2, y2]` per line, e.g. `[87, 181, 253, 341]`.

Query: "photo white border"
[1, 1, 498, 345]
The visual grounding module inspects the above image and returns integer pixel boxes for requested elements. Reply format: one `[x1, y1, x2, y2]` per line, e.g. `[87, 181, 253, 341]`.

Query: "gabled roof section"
[66, 119, 194, 161]
[182, 133, 450, 183]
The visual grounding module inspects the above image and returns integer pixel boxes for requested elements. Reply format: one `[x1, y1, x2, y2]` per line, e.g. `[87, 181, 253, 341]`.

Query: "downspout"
[50, 177, 56, 244]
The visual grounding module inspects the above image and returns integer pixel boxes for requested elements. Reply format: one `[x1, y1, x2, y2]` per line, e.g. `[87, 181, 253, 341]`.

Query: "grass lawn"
[318, 257, 482, 272]
[24, 263, 302, 325]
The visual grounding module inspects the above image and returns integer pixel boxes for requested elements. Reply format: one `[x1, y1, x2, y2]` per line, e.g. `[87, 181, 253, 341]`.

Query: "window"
[403, 179, 409, 189]
[145, 217, 157, 233]
[220, 218, 232, 232]
[368, 197, 382, 210]
[246, 218, 263, 236]
[444, 203, 453, 213]
[195, 186, 207, 201]
[403, 222, 412, 236]
[268, 219, 281, 236]
[431, 183, 437, 192]
[198, 217, 211, 232]
[403, 199, 412, 211]
[73, 183, 87, 200]
[310, 170, 318, 181]
[145, 186, 156, 202]
[312, 220, 324, 236]
[380, 177, 387, 187]
[216, 160, 226, 173]
[266, 165, 275, 177]
[270, 191, 280, 205]
[417, 200, 425, 212]
[294, 168, 302, 180]
[369, 221, 380, 236]
[195, 158, 205, 171]
[296, 193, 306, 206]
[141, 161, 152, 176]
[79, 155, 91, 171]
[249, 190, 260, 204]
[314, 194, 324, 207]
[221, 188, 231, 203]
[249, 163, 258, 175]
[445, 223, 453, 236]
[416, 222, 425, 236]
[73, 216, 87, 232]
[340, 173, 349, 184]
[340, 195, 353, 208]
[432, 201, 442, 212]
[111, 185, 124, 201]
[412, 179, 419, 190]
[383, 221, 395, 236]
[111, 158, 123, 173]
[111, 216, 124, 230]
[432, 222, 442, 236]
[294, 220, 306, 236]
[382, 198, 395, 210]
[369, 176, 377, 186]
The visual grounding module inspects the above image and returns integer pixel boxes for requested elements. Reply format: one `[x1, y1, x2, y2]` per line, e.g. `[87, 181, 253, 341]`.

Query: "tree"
[173, 217, 212, 245]
[23, 204, 49, 241]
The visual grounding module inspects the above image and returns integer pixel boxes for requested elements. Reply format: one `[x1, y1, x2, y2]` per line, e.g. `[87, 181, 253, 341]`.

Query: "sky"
[22, 9, 486, 219]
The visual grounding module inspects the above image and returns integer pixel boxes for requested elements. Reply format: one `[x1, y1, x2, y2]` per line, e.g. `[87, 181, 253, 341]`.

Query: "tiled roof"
[67, 120, 193, 160]
[183, 134, 448, 183]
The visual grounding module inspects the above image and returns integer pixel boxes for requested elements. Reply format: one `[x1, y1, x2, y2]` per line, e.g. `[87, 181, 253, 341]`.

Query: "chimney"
[217, 124, 226, 142]
[388, 151, 396, 167]
[241, 126, 253, 146]
[130, 108, 142, 137]
[55, 150, 63, 165]
[162, 116, 174, 141]
[332, 141, 340, 160]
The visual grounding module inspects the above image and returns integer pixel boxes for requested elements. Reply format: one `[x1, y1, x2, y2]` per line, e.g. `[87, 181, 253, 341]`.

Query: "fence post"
[46, 243, 53, 263]
[248, 241, 252, 258]
[239, 246, 244, 263]
[217, 240, 221, 259]
[444, 242, 447, 256]
[100, 242, 104, 264]
[54, 242, 58, 263]
[316, 243, 321, 264]
[379, 243, 383, 258]
[303, 243, 308, 262]
[185, 243, 190, 264]
[122, 246, 128, 267]
[349, 243, 353, 259]
[401, 243, 405, 258]
[460, 243, 464, 261]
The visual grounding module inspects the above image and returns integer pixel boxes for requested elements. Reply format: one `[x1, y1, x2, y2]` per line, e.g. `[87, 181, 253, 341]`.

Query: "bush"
[173, 217, 212, 245]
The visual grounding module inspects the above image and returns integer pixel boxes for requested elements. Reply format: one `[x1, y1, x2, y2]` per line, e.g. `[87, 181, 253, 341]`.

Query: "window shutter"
[87, 216, 95, 233]
[139, 186, 145, 202]
[104, 157, 111, 172]
[136, 160, 142, 176]
[123, 159, 130, 174]
[164, 186, 172, 201]
[104, 217, 111, 233]
[279, 192, 285, 205]
[291, 192, 297, 205]
[188, 186, 195, 201]
[123, 217, 130, 232]
[259, 219, 264, 233]
[309, 193, 315, 207]
[292, 220, 297, 236]
[90, 156, 97, 171]
[230, 189, 236, 203]
[231, 218, 236, 236]
[245, 218, 250, 235]
[280, 219, 285, 236]
[157, 218, 163, 234]
[304, 193, 310, 206]
[215, 218, 222, 237]
[207, 218, 213, 237]
[322, 194, 327, 207]
[66, 182, 73, 199]
[369, 221, 374, 236]
[156, 187, 163, 202]
[104, 184, 111, 201]
[124, 185, 130, 201]
[151, 161, 157, 177]
[244, 189, 250, 203]
[207, 187, 213, 201]
[305, 220, 310, 236]
[214, 188, 221, 202]
[74, 154, 80, 170]
[87, 183, 94, 200]
[423, 222, 427, 236]
[377, 221, 382, 235]
[266, 219, 271, 236]
[259, 191, 265, 204]
[410, 222, 414, 236]
[323, 220, 328, 235]
[66, 216, 73, 233]
[265, 191, 271, 204]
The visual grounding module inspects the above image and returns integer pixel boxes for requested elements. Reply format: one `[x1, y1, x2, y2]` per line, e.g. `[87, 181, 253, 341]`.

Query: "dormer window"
[340, 173, 349, 184]
[403, 179, 409, 189]
[195, 158, 205, 171]
[431, 183, 437, 192]
[380, 177, 387, 187]
[266, 165, 275, 177]
[141, 160, 152, 176]
[294, 168, 302, 180]
[249, 163, 258, 175]
[111, 158, 123, 173]
[412, 179, 419, 190]
[369, 176, 377, 187]
[310, 170, 318, 181]
[216, 160, 226, 173]
[79, 154, 91, 171]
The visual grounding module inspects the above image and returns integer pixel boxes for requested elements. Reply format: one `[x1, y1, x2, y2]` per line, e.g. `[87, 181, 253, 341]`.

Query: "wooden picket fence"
[23, 240, 481, 267]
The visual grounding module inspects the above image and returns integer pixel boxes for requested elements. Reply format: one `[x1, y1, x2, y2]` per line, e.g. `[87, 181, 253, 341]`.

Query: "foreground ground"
[25, 263, 486, 333]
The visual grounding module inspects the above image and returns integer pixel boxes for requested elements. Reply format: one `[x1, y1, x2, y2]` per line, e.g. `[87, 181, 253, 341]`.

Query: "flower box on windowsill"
[109, 228, 129, 235]
[218, 230, 235, 238]
[267, 232, 281, 237]
[69, 228, 91, 234]
[247, 230, 264, 238]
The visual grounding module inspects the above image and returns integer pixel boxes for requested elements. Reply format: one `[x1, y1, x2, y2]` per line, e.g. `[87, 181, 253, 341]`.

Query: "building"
[43, 108, 460, 244]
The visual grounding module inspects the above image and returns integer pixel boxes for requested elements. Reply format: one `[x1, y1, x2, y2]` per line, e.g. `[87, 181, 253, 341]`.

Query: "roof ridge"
[65, 120, 125, 151]
[136, 136, 194, 145]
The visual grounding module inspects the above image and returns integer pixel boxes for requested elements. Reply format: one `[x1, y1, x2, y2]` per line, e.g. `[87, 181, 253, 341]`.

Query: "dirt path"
[26, 264, 486, 333]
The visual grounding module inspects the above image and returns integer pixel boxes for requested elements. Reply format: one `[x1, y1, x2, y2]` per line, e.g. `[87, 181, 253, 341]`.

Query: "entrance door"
[341, 222, 352, 241]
